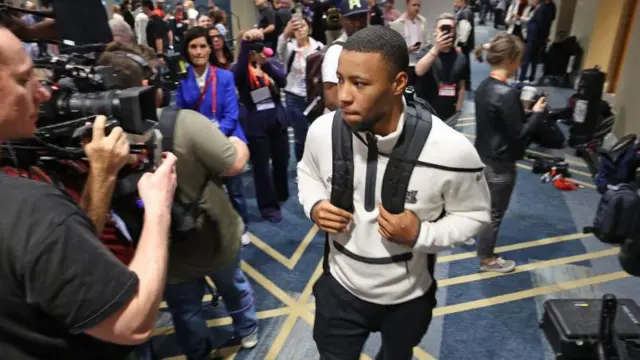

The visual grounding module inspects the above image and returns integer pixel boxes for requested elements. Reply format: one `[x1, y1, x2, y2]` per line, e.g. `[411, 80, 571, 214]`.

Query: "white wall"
[613, 3, 640, 137]
[230, 0, 258, 35]
[549, 0, 577, 42]
[570, 0, 598, 52]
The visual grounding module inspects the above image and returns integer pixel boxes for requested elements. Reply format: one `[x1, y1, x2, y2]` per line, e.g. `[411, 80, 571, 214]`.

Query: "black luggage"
[540, 298, 640, 360]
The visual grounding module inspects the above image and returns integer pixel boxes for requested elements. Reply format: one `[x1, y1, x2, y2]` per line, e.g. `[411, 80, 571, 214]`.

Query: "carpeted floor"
[150, 20, 640, 360]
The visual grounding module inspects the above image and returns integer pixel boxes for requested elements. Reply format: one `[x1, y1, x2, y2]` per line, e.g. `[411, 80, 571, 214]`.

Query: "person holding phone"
[389, 0, 429, 87]
[277, 16, 324, 161]
[413, 13, 468, 127]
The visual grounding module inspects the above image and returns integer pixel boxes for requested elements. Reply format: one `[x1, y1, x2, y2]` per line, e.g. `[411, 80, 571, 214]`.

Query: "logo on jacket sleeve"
[405, 190, 418, 204]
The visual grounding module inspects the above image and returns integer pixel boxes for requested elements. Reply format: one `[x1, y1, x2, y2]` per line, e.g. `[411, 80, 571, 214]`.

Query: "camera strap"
[157, 107, 179, 153]
[112, 51, 149, 68]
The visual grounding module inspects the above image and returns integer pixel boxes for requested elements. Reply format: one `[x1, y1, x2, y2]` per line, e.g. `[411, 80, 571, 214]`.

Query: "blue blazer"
[176, 65, 247, 143]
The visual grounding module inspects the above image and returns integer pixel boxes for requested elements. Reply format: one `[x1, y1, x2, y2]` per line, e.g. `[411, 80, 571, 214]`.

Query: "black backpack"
[595, 134, 640, 194]
[585, 182, 640, 244]
[111, 107, 208, 243]
[324, 98, 484, 275]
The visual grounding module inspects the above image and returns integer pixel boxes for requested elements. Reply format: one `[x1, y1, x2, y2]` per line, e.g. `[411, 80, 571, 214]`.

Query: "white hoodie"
[297, 108, 491, 305]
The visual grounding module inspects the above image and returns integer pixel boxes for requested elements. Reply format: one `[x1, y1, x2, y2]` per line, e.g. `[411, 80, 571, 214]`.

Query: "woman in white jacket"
[505, 0, 534, 40]
[276, 16, 324, 162]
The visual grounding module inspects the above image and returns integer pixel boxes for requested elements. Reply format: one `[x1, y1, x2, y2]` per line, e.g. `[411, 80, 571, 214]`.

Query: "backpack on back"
[111, 107, 209, 242]
[285, 41, 323, 77]
[305, 40, 344, 122]
[324, 97, 484, 275]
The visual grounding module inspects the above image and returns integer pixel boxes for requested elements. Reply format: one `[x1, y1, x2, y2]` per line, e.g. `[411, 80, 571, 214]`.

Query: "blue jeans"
[224, 176, 249, 230]
[163, 252, 258, 360]
[285, 92, 310, 162]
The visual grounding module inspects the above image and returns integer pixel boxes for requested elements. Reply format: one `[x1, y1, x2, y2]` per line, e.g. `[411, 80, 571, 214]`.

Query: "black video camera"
[155, 51, 188, 91]
[0, 50, 164, 172]
[34, 52, 159, 139]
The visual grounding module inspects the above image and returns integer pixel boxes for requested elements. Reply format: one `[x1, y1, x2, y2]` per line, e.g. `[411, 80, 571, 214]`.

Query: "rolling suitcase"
[540, 298, 640, 360]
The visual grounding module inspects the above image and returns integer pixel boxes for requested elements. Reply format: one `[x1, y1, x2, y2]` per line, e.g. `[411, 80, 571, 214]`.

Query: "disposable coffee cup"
[521, 86, 538, 110]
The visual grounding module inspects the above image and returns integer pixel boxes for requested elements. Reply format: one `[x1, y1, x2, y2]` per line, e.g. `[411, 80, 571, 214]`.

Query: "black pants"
[519, 39, 546, 82]
[493, 9, 504, 28]
[312, 273, 436, 360]
[246, 119, 290, 214]
[462, 49, 472, 90]
[476, 159, 517, 259]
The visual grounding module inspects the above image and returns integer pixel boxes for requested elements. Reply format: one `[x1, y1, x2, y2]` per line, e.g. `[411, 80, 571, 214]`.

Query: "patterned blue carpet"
[149, 22, 640, 360]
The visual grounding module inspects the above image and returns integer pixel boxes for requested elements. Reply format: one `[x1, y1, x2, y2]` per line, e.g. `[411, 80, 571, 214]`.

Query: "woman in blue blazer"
[176, 26, 250, 233]
[176, 27, 246, 142]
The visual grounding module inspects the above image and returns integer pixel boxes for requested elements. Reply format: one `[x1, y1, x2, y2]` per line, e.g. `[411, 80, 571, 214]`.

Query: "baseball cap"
[341, 0, 368, 17]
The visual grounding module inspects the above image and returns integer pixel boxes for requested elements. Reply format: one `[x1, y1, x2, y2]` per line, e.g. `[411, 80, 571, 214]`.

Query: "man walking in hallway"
[298, 26, 490, 360]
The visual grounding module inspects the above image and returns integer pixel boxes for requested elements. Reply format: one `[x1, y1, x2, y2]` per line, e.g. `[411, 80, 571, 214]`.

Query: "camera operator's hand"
[84, 116, 130, 177]
[137, 152, 178, 218]
[533, 96, 547, 113]
[311, 200, 353, 233]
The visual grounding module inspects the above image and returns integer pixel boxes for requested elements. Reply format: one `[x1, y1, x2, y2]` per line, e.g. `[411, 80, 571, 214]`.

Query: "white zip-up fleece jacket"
[297, 108, 491, 305]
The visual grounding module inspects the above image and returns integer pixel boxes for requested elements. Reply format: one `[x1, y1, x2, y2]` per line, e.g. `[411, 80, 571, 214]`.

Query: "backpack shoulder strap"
[285, 43, 296, 76]
[156, 107, 179, 153]
[329, 110, 355, 213]
[381, 103, 433, 214]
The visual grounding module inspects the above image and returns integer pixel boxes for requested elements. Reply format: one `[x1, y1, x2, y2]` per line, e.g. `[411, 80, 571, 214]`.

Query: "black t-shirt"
[275, 7, 292, 38]
[415, 46, 469, 120]
[0, 175, 139, 360]
[146, 14, 170, 52]
[258, 6, 278, 48]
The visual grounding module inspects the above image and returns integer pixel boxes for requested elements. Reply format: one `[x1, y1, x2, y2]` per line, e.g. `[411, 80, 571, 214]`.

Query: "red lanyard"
[489, 71, 508, 83]
[195, 65, 217, 116]
[248, 65, 270, 89]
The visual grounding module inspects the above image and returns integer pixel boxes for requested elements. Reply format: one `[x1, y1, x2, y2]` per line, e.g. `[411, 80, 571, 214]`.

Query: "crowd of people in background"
[0, 0, 560, 359]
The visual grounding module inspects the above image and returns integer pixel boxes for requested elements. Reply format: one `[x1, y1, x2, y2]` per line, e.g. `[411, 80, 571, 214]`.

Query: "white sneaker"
[241, 328, 259, 349]
[480, 257, 516, 273]
[241, 233, 251, 246]
[463, 238, 476, 246]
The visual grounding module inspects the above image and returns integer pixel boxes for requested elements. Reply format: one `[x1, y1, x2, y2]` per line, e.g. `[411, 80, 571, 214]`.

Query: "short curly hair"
[97, 42, 155, 88]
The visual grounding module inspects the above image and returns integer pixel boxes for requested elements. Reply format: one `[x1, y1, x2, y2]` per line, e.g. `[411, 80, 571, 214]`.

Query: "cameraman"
[0, 27, 178, 359]
[96, 42, 255, 357]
